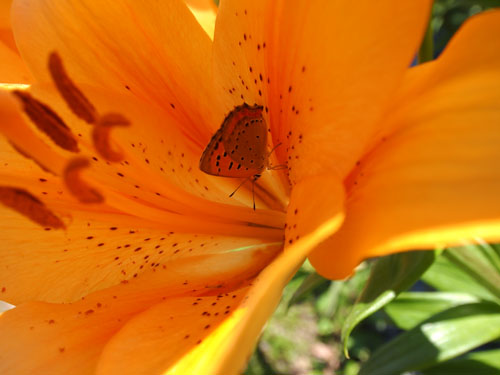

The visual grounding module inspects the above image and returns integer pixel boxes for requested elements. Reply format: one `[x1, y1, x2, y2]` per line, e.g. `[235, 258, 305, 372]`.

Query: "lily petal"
[94, 177, 345, 375]
[310, 10, 500, 279]
[0, 41, 33, 83]
[0, 191, 281, 305]
[96, 286, 253, 375]
[284, 173, 345, 247]
[0, 0, 31, 84]
[0, 178, 342, 375]
[0, 134, 282, 304]
[0, 0, 10, 29]
[11, 0, 222, 141]
[212, 0, 432, 183]
[0, 244, 281, 375]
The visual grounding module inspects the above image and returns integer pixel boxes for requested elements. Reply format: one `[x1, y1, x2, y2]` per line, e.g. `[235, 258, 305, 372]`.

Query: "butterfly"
[199, 103, 273, 209]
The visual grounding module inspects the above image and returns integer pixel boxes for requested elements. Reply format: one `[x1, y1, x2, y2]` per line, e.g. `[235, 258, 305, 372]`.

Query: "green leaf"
[446, 245, 500, 299]
[359, 302, 500, 375]
[316, 281, 343, 318]
[488, 243, 500, 270]
[422, 255, 492, 300]
[341, 250, 437, 356]
[476, 242, 500, 274]
[287, 271, 328, 308]
[456, 0, 500, 8]
[385, 292, 479, 330]
[423, 245, 500, 302]
[421, 349, 500, 375]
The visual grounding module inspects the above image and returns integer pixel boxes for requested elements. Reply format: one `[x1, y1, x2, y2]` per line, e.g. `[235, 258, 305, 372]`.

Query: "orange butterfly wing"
[199, 104, 268, 178]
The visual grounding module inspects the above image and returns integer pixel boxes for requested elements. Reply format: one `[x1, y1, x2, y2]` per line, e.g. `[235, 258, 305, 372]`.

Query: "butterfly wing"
[199, 104, 267, 178]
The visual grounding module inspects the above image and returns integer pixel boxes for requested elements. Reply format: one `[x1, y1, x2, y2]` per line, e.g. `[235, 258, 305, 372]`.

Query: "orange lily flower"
[0, 0, 499, 374]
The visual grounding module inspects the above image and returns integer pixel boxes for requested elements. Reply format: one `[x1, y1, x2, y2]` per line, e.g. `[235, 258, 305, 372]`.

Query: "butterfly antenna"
[268, 142, 282, 157]
[229, 177, 249, 198]
[251, 174, 261, 210]
[269, 164, 288, 171]
[252, 180, 256, 210]
[266, 142, 287, 171]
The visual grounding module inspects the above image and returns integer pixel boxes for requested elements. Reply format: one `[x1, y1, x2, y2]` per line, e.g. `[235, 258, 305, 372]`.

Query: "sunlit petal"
[310, 10, 500, 279]
[213, 0, 432, 183]
[96, 179, 344, 374]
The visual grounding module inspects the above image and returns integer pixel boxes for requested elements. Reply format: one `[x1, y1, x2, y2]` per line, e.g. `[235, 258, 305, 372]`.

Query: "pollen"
[48, 52, 98, 124]
[63, 157, 104, 204]
[0, 186, 65, 229]
[92, 113, 130, 162]
[12, 90, 79, 152]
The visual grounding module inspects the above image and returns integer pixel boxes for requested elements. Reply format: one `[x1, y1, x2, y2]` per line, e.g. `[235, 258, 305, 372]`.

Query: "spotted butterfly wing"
[199, 103, 268, 178]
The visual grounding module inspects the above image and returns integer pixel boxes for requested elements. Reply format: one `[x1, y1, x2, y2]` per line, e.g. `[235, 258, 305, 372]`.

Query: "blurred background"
[244, 1, 500, 374]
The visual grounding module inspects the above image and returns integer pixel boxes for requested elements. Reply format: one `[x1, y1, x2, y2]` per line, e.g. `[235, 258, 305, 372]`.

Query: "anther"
[9, 141, 54, 174]
[0, 186, 65, 229]
[48, 52, 98, 124]
[64, 157, 104, 203]
[12, 90, 79, 152]
[92, 113, 130, 162]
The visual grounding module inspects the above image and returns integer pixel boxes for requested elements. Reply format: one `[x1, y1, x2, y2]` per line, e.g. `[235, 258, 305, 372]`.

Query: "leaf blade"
[421, 349, 500, 375]
[423, 245, 500, 302]
[359, 302, 500, 375]
[384, 292, 480, 330]
[341, 250, 437, 356]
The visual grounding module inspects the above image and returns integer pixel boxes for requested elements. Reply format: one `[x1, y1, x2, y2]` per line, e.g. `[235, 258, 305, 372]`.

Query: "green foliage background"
[244, 1, 500, 374]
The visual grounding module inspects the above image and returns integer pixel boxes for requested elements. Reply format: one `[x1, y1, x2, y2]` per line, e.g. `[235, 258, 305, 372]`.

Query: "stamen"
[12, 90, 79, 152]
[92, 113, 130, 162]
[0, 186, 65, 229]
[64, 157, 104, 203]
[48, 52, 98, 124]
[9, 141, 54, 174]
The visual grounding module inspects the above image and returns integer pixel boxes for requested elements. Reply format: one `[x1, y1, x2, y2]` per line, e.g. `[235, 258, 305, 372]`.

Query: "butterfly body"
[199, 103, 268, 178]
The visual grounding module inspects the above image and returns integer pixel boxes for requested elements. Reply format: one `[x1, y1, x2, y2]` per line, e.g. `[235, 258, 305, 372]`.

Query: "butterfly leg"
[228, 175, 262, 210]
[266, 142, 288, 172]
[251, 174, 262, 210]
[229, 177, 250, 198]
[268, 164, 288, 171]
